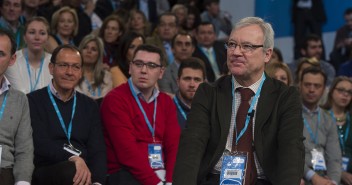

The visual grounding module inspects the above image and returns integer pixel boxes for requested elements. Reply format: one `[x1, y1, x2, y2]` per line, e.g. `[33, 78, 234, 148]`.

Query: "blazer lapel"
[217, 76, 233, 142]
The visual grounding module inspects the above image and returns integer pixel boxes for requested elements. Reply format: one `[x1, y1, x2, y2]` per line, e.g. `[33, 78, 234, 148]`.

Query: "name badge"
[220, 152, 247, 185]
[311, 148, 327, 171]
[148, 143, 164, 169]
[342, 157, 350, 171]
[63, 143, 81, 156]
[0, 145, 2, 168]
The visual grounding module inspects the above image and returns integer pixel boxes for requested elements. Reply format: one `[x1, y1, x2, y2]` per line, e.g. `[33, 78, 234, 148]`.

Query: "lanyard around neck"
[330, 110, 351, 152]
[0, 91, 8, 120]
[47, 86, 77, 144]
[303, 109, 321, 145]
[84, 78, 101, 97]
[25, 48, 45, 92]
[173, 96, 187, 121]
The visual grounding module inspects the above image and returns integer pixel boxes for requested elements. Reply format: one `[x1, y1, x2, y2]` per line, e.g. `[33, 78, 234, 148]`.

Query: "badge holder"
[220, 151, 248, 185]
[63, 143, 82, 156]
[342, 156, 350, 171]
[0, 145, 2, 173]
[311, 148, 327, 175]
[148, 143, 164, 169]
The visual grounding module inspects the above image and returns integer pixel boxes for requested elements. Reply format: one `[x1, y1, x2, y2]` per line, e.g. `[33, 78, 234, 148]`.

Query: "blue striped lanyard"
[84, 78, 101, 97]
[173, 96, 187, 120]
[0, 92, 8, 120]
[25, 49, 44, 92]
[231, 73, 266, 145]
[303, 110, 321, 145]
[47, 86, 77, 144]
[329, 110, 350, 153]
[128, 79, 157, 139]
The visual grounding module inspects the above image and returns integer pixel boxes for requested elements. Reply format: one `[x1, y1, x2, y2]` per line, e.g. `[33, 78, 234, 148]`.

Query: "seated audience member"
[174, 57, 206, 128]
[158, 32, 196, 95]
[101, 44, 180, 185]
[183, 6, 201, 37]
[294, 57, 320, 86]
[0, 0, 25, 49]
[171, 4, 188, 30]
[6, 17, 52, 94]
[111, 31, 145, 88]
[76, 34, 112, 100]
[28, 45, 106, 185]
[338, 56, 352, 77]
[321, 77, 352, 185]
[270, 47, 284, 63]
[300, 67, 342, 185]
[265, 61, 293, 86]
[0, 28, 34, 185]
[129, 9, 151, 37]
[46, 6, 79, 53]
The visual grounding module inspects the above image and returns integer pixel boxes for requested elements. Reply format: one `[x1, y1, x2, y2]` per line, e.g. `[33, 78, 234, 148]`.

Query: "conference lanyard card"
[148, 143, 164, 169]
[342, 157, 350, 171]
[311, 148, 327, 171]
[63, 143, 81, 156]
[0, 145, 2, 169]
[220, 152, 247, 185]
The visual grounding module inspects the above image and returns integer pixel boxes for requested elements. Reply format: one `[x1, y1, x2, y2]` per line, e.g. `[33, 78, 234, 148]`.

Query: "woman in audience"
[5, 16, 52, 94]
[270, 47, 284, 63]
[129, 9, 150, 37]
[321, 76, 352, 185]
[171, 4, 188, 30]
[77, 34, 113, 100]
[45, 6, 79, 53]
[110, 31, 145, 87]
[184, 6, 201, 36]
[265, 61, 293, 86]
[99, 15, 125, 69]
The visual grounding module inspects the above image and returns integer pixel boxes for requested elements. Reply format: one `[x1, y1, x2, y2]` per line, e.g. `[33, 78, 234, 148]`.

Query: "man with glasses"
[101, 44, 180, 185]
[28, 45, 107, 185]
[173, 17, 304, 185]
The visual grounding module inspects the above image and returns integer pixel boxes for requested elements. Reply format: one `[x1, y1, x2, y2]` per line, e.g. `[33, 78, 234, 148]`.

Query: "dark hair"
[171, 31, 196, 48]
[0, 0, 24, 9]
[184, 5, 201, 31]
[195, 22, 215, 33]
[300, 66, 327, 86]
[178, 57, 206, 79]
[116, 31, 145, 78]
[50, 44, 83, 65]
[133, 44, 165, 66]
[0, 28, 17, 55]
[157, 12, 179, 27]
[99, 15, 125, 43]
[302, 34, 321, 50]
[272, 47, 283, 62]
[344, 8, 352, 16]
[203, 0, 219, 7]
[321, 76, 352, 112]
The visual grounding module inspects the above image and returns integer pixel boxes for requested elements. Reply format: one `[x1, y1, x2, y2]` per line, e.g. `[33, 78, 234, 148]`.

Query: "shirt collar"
[302, 104, 320, 114]
[49, 80, 76, 101]
[0, 76, 11, 95]
[129, 78, 159, 103]
[232, 74, 264, 94]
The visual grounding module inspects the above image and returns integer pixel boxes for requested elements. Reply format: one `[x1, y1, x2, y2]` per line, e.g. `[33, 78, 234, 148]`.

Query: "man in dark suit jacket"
[173, 17, 304, 185]
[193, 22, 226, 82]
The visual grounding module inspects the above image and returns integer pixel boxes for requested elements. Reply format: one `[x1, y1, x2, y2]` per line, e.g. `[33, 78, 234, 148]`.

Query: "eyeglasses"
[224, 41, 264, 53]
[335, 87, 352, 96]
[54, 62, 82, 71]
[131, 60, 163, 69]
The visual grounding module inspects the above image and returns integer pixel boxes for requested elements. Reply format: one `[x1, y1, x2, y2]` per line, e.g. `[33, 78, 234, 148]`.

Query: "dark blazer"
[192, 41, 226, 82]
[173, 75, 305, 185]
[291, 0, 326, 23]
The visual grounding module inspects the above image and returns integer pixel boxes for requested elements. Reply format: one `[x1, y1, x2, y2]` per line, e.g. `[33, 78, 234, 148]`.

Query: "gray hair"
[234, 17, 274, 50]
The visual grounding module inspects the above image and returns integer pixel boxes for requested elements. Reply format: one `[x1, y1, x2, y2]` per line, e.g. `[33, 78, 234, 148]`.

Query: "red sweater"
[101, 83, 180, 185]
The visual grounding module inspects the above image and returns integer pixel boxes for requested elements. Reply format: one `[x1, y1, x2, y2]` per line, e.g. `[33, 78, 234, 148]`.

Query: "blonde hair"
[51, 6, 79, 37]
[265, 61, 293, 85]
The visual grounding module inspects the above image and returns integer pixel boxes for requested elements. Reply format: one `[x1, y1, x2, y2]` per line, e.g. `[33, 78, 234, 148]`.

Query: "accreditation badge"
[148, 143, 164, 169]
[220, 152, 247, 185]
[342, 157, 350, 171]
[311, 148, 327, 171]
[63, 143, 82, 156]
[0, 145, 2, 168]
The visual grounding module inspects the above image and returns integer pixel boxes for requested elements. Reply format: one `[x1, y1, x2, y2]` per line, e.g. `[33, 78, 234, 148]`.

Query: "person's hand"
[300, 178, 305, 185]
[69, 156, 91, 185]
[311, 174, 335, 185]
[342, 171, 352, 185]
[102, 63, 110, 71]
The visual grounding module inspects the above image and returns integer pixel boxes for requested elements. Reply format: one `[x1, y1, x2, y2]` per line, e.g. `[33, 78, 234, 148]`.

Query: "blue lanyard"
[0, 92, 8, 120]
[330, 110, 350, 152]
[47, 86, 77, 143]
[173, 96, 187, 120]
[231, 73, 266, 145]
[84, 78, 101, 97]
[56, 34, 74, 45]
[303, 110, 321, 145]
[104, 48, 113, 64]
[15, 30, 21, 49]
[25, 49, 45, 92]
[128, 79, 157, 139]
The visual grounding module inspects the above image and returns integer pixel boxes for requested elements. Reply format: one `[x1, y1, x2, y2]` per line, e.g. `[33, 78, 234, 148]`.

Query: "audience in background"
[270, 47, 284, 63]
[129, 9, 151, 37]
[265, 61, 293, 86]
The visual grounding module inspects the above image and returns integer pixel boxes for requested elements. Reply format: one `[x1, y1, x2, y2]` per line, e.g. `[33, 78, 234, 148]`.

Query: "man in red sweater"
[101, 44, 181, 185]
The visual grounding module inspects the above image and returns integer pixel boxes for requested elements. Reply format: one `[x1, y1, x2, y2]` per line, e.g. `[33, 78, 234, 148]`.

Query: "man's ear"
[8, 53, 16, 67]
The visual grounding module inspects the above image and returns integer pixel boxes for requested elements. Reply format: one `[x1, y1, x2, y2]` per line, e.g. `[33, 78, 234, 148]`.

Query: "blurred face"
[129, 50, 164, 93]
[302, 40, 323, 60]
[332, 80, 352, 109]
[299, 73, 325, 108]
[1, 0, 22, 23]
[298, 63, 313, 82]
[57, 11, 75, 37]
[177, 68, 204, 103]
[206, 2, 220, 16]
[82, 41, 99, 65]
[226, 25, 272, 82]
[49, 49, 82, 92]
[196, 24, 216, 48]
[24, 0, 39, 8]
[273, 68, 289, 85]
[172, 34, 195, 61]
[104, 20, 121, 43]
[174, 8, 187, 24]
[186, 14, 195, 29]
[130, 12, 145, 30]
[270, 51, 280, 62]
[24, 21, 49, 51]
[127, 37, 144, 62]
[157, 15, 178, 41]
[0, 35, 16, 79]
[345, 13, 352, 30]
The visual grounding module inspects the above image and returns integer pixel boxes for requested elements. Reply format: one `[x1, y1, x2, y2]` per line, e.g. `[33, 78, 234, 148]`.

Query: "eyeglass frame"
[224, 41, 264, 53]
[131, 60, 163, 70]
[335, 87, 352, 96]
[53, 62, 82, 72]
